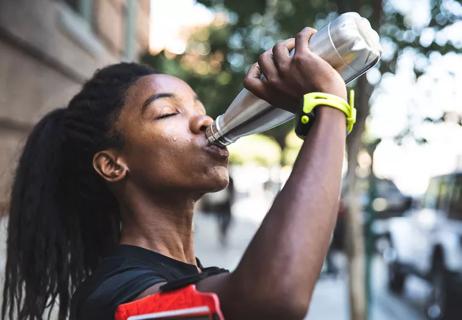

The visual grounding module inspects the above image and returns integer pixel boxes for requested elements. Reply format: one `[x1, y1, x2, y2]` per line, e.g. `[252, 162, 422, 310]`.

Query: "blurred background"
[0, 0, 461, 319]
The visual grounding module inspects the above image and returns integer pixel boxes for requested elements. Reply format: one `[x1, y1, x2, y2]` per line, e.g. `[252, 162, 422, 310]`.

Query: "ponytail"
[1, 63, 157, 320]
[2, 108, 76, 320]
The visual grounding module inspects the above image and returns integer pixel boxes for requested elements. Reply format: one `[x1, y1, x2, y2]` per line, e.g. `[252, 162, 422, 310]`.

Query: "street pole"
[364, 138, 381, 319]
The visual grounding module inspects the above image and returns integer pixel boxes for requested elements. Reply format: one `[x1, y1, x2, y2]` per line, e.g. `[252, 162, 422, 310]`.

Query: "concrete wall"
[0, 0, 150, 214]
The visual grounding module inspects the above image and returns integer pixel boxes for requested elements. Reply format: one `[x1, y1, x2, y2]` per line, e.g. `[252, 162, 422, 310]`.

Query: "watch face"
[127, 306, 216, 320]
[296, 111, 316, 138]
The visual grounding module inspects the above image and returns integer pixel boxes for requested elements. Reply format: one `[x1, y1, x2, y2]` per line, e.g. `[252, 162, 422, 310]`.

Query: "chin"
[203, 165, 229, 192]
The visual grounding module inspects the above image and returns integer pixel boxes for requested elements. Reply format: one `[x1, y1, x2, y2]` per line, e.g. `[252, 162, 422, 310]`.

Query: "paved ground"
[194, 211, 427, 320]
[0, 208, 428, 319]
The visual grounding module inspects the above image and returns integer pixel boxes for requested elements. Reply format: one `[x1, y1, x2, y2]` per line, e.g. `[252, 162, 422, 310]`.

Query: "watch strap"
[295, 91, 356, 138]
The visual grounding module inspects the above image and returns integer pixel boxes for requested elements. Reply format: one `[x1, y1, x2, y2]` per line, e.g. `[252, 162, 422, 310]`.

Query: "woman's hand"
[243, 27, 347, 113]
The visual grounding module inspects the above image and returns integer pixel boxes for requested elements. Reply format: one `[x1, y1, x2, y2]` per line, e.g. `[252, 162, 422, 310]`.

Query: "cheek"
[132, 154, 229, 192]
[123, 127, 229, 191]
[122, 130, 180, 186]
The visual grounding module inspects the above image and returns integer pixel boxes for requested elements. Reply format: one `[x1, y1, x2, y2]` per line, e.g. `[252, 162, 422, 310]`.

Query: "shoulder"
[71, 255, 166, 320]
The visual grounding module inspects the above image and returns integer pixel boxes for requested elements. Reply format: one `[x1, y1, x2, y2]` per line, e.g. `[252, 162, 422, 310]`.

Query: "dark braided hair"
[1, 63, 157, 320]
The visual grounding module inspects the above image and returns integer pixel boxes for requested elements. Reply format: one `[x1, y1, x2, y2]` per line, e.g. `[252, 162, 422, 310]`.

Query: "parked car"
[370, 178, 413, 219]
[383, 172, 462, 320]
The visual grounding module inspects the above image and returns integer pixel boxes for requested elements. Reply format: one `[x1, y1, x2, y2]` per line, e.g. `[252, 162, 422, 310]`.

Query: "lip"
[204, 143, 229, 160]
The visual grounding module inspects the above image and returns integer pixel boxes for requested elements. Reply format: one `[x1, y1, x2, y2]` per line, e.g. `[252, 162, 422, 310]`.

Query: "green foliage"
[379, 0, 462, 77]
[142, 0, 341, 142]
[141, 0, 461, 149]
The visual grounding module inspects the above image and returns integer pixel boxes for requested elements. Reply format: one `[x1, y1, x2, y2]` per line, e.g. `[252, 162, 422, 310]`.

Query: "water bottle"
[206, 12, 382, 146]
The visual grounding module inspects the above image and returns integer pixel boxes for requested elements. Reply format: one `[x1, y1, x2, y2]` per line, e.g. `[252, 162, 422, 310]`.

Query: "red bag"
[114, 284, 224, 320]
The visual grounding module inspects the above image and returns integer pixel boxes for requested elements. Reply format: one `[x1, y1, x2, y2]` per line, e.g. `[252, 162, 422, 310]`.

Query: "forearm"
[231, 107, 346, 311]
[198, 27, 349, 318]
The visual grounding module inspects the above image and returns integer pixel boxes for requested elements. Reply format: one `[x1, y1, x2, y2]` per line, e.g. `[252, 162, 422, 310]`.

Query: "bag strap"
[160, 267, 229, 292]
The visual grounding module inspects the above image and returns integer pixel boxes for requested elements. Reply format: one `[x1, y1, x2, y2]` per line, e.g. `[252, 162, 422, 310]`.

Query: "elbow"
[226, 291, 310, 320]
[262, 283, 313, 319]
[222, 273, 312, 319]
[278, 295, 311, 320]
[253, 297, 310, 320]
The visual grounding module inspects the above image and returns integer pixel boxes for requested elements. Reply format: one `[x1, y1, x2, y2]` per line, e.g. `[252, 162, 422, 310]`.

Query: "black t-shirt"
[70, 244, 225, 320]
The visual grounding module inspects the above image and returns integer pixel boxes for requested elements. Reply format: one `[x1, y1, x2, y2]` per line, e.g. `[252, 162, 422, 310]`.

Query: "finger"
[246, 62, 262, 79]
[295, 27, 317, 55]
[243, 63, 269, 100]
[273, 38, 294, 71]
[258, 50, 279, 82]
[282, 38, 295, 52]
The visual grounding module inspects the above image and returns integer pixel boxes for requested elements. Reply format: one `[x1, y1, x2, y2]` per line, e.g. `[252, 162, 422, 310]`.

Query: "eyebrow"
[141, 93, 174, 114]
[141, 93, 204, 114]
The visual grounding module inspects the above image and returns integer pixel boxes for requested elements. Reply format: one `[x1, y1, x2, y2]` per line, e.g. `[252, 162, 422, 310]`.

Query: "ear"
[92, 150, 129, 183]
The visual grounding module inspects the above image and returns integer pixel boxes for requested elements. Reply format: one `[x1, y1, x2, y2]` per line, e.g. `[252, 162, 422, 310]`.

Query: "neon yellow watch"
[295, 91, 356, 139]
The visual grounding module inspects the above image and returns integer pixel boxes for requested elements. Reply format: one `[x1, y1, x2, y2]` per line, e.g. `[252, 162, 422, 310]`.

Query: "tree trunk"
[334, 0, 383, 318]
[344, 76, 374, 320]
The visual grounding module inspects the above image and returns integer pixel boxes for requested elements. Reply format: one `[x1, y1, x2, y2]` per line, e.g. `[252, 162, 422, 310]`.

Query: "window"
[64, 0, 79, 11]
[58, 0, 105, 57]
[124, 0, 137, 60]
[423, 178, 439, 209]
[63, 0, 93, 25]
[448, 176, 462, 220]
[437, 178, 452, 212]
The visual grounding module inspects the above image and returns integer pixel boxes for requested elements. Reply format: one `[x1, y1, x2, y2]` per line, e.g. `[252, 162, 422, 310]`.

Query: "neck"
[118, 184, 199, 266]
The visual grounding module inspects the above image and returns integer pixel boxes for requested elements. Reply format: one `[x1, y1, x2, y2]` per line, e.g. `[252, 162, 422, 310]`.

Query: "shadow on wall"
[1, 215, 7, 294]
[0, 203, 7, 217]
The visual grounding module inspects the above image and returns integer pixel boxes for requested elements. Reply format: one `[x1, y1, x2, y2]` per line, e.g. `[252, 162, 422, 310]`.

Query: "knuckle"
[296, 31, 305, 39]
[263, 50, 272, 60]
[267, 75, 278, 84]
[272, 45, 279, 55]
[274, 41, 284, 50]
[278, 63, 290, 73]
[243, 77, 252, 88]
[293, 54, 305, 64]
[258, 54, 265, 64]
[258, 54, 269, 66]
[305, 27, 316, 33]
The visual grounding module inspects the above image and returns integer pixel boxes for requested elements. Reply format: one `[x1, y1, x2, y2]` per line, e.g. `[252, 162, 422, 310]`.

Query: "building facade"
[0, 0, 150, 215]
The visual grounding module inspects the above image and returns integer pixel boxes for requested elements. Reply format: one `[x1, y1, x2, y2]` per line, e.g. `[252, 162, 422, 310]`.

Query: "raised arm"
[134, 27, 348, 319]
[197, 27, 348, 319]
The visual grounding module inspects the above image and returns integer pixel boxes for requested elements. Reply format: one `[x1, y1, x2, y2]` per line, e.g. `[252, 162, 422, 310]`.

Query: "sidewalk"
[194, 212, 349, 319]
[194, 211, 425, 320]
[0, 209, 426, 319]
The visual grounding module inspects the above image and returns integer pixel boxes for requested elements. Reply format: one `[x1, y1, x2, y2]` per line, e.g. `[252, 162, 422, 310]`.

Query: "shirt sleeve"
[75, 267, 166, 320]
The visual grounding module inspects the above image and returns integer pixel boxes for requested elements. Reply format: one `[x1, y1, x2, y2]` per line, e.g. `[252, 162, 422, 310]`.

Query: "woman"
[2, 28, 348, 320]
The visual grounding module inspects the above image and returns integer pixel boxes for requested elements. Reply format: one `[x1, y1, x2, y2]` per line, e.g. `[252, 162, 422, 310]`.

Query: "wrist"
[315, 107, 348, 130]
[323, 88, 347, 102]
[316, 105, 347, 119]
[295, 91, 356, 139]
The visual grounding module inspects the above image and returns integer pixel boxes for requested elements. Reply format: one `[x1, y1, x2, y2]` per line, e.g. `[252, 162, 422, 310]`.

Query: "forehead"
[127, 74, 196, 103]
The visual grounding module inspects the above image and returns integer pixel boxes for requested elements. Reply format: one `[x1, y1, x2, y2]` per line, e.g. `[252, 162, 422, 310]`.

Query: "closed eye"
[156, 113, 179, 120]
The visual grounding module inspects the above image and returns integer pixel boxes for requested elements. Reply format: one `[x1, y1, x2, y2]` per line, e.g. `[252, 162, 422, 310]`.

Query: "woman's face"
[114, 74, 229, 195]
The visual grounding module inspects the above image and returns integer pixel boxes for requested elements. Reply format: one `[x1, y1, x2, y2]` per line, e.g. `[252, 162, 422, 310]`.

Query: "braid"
[2, 63, 157, 320]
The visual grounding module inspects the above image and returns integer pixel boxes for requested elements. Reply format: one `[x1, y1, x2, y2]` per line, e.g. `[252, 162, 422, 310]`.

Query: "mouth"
[204, 143, 229, 160]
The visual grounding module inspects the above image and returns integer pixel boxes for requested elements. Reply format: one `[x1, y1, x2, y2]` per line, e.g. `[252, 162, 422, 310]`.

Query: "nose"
[190, 114, 214, 134]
